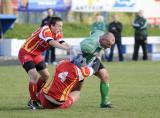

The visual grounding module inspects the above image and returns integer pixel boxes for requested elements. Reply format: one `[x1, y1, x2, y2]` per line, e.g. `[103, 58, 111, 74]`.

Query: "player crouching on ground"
[36, 55, 99, 109]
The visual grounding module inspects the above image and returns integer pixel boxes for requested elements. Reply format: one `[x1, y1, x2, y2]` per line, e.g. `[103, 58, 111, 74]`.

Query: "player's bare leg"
[37, 68, 50, 92]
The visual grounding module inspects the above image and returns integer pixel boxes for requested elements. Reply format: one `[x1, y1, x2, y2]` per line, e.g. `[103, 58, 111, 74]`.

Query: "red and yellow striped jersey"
[42, 60, 93, 102]
[21, 25, 62, 55]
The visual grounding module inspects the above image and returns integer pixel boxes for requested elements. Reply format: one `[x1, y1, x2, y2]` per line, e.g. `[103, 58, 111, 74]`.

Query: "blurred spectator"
[41, 8, 57, 65]
[132, 10, 148, 61]
[91, 14, 106, 34]
[108, 14, 123, 62]
[41, 8, 55, 26]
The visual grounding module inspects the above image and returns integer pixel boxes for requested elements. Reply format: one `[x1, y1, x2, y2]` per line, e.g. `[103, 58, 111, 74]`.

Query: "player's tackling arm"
[48, 39, 70, 51]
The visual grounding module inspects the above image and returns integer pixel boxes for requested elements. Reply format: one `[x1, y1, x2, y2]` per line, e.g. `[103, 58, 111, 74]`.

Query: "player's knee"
[101, 75, 109, 83]
[41, 72, 50, 80]
[38, 68, 50, 80]
[98, 70, 110, 82]
[103, 72, 109, 80]
[28, 69, 39, 81]
[31, 74, 39, 82]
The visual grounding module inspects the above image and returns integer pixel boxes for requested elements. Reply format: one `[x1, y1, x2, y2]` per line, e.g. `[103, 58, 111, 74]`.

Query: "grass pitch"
[0, 61, 160, 118]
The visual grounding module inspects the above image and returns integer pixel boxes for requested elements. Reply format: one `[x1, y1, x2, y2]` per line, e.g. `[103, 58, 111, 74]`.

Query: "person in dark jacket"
[132, 10, 148, 61]
[108, 14, 123, 61]
[41, 8, 57, 65]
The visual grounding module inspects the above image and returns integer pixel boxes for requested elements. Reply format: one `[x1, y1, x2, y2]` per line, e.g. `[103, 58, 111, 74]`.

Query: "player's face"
[100, 33, 115, 49]
[50, 21, 63, 34]
[101, 38, 112, 49]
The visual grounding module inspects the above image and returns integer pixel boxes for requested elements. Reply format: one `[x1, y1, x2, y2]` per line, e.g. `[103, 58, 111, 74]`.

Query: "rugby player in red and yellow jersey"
[37, 55, 97, 109]
[18, 17, 70, 110]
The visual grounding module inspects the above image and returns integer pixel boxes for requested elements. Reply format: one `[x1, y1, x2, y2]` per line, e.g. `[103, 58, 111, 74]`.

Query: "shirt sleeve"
[39, 26, 54, 42]
[76, 66, 94, 81]
[56, 32, 65, 43]
[56, 32, 63, 39]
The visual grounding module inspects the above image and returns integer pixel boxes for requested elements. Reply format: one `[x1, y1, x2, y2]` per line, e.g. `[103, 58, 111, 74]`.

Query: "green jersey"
[91, 22, 106, 33]
[80, 30, 104, 63]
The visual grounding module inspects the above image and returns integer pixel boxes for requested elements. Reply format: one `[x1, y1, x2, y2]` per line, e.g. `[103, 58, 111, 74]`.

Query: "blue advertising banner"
[106, 0, 140, 12]
[18, 0, 71, 12]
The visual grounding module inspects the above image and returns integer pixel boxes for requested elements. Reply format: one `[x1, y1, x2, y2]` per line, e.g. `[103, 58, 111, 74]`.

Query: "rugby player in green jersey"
[70, 30, 115, 108]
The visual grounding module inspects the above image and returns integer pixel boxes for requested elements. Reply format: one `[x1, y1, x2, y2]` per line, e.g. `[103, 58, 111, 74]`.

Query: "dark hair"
[48, 17, 62, 27]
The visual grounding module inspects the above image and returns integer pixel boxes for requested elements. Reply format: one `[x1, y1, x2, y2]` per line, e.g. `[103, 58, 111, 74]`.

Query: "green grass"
[4, 23, 160, 39]
[0, 61, 160, 118]
[4, 23, 91, 39]
[122, 24, 160, 37]
[63, 23, 90, 37]
[4, 23, 38, 39]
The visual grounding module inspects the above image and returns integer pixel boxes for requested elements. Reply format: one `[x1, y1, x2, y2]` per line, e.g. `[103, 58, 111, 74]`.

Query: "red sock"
[29, 82, 37, 101]
[37, 79, 46, 92]
[60, 96, 74, 109]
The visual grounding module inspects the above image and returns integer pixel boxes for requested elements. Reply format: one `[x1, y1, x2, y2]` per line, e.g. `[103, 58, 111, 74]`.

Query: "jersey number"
[58, 72, 68, 82]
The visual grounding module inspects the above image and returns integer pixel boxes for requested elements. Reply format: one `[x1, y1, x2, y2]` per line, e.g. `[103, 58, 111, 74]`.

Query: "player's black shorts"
[23, 61, 46, 73]
[93, 57, 105, 74]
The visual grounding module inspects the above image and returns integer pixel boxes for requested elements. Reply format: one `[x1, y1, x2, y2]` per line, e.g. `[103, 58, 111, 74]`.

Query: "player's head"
[71, 54, 86, 68]
[99, 32, 115, 49]
[48, 17, 63, 34]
